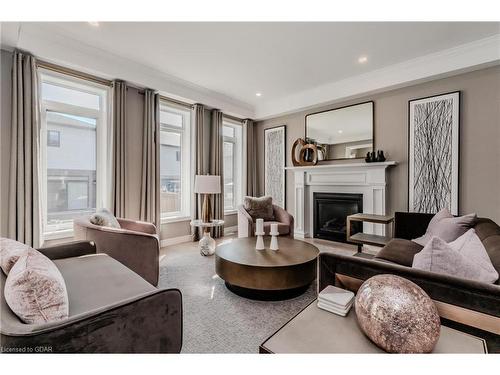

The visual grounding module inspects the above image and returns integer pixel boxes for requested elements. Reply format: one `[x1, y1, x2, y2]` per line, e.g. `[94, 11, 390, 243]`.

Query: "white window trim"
[223, 119, 244, 213]
[39, 69, 110, 241]
[159, 102, 192, 223]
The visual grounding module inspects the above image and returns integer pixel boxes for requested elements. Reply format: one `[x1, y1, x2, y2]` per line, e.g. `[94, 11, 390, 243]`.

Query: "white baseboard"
[224, 225, 238, 235]
[160, 235, 192, 248]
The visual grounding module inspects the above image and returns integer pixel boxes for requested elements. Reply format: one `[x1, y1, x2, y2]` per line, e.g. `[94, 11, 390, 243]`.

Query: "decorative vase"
[270, 236, 279, 251]
[355, 274, 441, 353]
[376, 150, 386, 162]
[199, 232, 216, 256]
[365, 152, 371, 163]
[269, 223, 279, 251]
[255, 218, 265, 250]
[255, 234, 265, 250]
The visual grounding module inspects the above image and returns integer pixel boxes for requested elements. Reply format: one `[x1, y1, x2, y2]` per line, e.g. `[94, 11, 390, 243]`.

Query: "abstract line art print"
[408, 91, 460, 215]
[264, 125, 286, 208]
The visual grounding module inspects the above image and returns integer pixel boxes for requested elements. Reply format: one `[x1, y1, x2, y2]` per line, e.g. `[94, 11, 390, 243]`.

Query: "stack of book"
[317, 285, 355, 316]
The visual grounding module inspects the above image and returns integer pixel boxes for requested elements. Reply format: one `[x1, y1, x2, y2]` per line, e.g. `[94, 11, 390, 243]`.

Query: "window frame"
[159, 101, 192, 223]
[39, 69, 110, 241]
[223, 119, 244, 214]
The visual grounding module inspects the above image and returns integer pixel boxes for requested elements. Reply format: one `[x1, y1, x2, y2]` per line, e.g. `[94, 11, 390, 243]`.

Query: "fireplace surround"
[285, 161, 396, 239]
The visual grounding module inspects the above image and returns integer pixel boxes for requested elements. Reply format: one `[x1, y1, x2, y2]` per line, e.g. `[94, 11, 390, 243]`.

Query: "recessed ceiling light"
[88, 22, 100, 27]
[358, 56, 368, 64]
[338, 130, 343, 134]
[255, 92, 262, 97]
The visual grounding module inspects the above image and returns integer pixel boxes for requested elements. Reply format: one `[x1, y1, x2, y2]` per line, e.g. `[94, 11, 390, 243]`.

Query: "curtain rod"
[223, 114, 245, 123]
[158, 94, 193, 109]
[36, 60, 113, 87]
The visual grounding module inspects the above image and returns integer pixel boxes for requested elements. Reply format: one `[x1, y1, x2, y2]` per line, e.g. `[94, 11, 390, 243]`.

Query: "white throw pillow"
[412, 208, 477, 246]
[412, 229, 499, 284]
[0, 237, 32, 275]
[89, 208, 121, 229]
[4, 249, 69, 324]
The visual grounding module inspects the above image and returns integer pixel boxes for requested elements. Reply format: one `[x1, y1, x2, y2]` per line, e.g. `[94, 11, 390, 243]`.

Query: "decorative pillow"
[244, 196, 275, 221]
[0, 237, 32, 275]
[412, 208, 477, 246]
[4, 249, 69, 324]
[412, 230, 499, 284]
[89, 208, 121, 229]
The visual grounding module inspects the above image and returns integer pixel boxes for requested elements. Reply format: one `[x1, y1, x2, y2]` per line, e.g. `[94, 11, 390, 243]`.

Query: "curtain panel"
[110, 80, 127, 218]
[191, 103, 205, 241]
[209, 109, 224, 238]
[139, 89, 160, 231]
[8, 50, 42, 247]
[244, 119, 258, 197]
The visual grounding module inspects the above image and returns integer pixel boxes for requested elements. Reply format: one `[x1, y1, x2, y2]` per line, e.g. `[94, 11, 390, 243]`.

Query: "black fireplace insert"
[313, 192, 363, 242]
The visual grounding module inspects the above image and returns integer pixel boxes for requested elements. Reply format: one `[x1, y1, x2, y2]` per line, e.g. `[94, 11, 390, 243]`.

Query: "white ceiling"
[1, 22, 500, 119]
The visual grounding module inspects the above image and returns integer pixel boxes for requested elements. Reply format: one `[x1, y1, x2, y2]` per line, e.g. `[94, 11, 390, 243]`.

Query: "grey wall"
[1, 49, 12, 237]
[255, 66, 500, 224]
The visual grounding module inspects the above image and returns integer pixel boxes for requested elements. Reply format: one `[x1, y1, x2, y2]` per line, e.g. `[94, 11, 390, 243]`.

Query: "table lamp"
[194, 175, 221, 223]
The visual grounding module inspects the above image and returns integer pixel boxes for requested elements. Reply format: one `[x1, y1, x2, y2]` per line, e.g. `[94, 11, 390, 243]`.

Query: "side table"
[190, 219, 224, 256]
[346, 213, 394, 253]
[260, 300, 488, 353]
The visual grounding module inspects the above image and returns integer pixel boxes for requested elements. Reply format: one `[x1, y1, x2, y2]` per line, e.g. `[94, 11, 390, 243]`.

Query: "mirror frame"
[304, 100, 375, 162]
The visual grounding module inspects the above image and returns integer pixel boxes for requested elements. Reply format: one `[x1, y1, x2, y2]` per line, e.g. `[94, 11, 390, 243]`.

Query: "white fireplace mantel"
[285, 161, 397, 238]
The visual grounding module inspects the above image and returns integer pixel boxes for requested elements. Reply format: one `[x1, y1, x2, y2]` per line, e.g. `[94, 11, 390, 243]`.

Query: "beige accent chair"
[73, 217, 160, 286]
[238, 204, 294, 238]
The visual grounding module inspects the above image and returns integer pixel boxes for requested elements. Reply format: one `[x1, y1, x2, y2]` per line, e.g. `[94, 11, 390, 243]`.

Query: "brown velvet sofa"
[238, 204, 294, 238]
[0, 241, 182, 353]
[73, 216, 159, 286]
[318, 212, 500, 352]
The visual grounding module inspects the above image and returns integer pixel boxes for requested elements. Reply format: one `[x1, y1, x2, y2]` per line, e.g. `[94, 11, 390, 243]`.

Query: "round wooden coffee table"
[215, 237, 319, 300]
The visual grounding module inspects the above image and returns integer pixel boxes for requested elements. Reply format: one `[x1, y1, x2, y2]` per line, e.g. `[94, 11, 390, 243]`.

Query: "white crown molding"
[254, 34, 500, 120]
[3, 23, 499, 121]
[2, 23, 254, 118]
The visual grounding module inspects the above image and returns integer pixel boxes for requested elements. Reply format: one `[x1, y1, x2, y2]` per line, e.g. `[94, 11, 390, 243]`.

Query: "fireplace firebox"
[313, 192, 363, 242]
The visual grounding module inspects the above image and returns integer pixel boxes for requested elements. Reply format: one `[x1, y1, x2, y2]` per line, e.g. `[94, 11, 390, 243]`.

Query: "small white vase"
[200, 232, 216, 256]
[255, 232, 265, 250]
[270, 235, 279, 251]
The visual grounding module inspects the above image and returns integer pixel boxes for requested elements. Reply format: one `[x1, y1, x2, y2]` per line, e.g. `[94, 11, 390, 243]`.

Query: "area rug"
[158, 240, 317, 353]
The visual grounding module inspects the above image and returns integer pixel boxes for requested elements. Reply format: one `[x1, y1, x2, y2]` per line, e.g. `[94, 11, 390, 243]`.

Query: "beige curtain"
[139, 89, 160, 231]
[8, 51, 42, 247]
[111, 80, 127, 218]
[210, 109, 224, 238]
[244, 119, 258, 197]
[191, 103, 205, 241]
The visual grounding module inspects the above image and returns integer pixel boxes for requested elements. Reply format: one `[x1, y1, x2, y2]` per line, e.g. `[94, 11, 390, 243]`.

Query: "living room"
[1, 1, 500, 372]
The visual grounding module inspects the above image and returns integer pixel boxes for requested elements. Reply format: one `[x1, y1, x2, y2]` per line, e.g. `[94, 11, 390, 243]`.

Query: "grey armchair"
[73, 216, 159, 286]
[238, 204, 294, 238]
[1, 241, 182, 353]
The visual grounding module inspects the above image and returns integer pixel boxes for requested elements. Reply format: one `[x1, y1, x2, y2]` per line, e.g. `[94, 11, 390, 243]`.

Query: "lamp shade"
[194, 175, 221, 194]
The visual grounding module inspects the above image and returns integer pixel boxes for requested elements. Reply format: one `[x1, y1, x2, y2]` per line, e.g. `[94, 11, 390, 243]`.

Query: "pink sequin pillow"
[4, 249, 69, 324]
[0, 237, 32, 275]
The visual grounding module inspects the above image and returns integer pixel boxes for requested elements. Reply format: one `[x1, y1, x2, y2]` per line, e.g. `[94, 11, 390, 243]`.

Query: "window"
[223, 120, 243, 212]
[40, 71, 109, 239]
[47, 130, 60, 147]
[159, 102, 191, 220]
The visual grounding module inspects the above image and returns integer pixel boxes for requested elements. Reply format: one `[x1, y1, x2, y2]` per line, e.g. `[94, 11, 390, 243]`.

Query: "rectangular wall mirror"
[305, 101, 374, 161]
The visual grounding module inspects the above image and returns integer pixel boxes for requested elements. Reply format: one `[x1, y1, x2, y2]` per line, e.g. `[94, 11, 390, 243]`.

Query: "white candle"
[256, 218, 264, 234]
[270, 223, 278, 236]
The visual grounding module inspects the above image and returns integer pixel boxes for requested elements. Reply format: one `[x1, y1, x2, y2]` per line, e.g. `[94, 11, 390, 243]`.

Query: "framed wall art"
[264, 125, 286, 208]
[408, 91, 460, 215]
